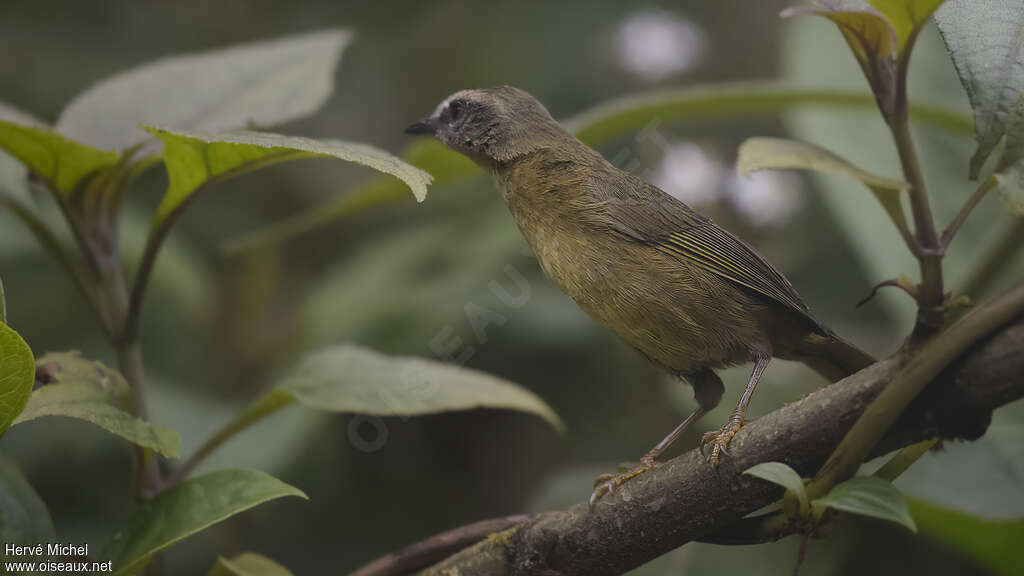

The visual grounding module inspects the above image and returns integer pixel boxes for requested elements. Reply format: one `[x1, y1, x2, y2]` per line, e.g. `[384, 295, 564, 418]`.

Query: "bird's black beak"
[404, 118, 436, 135]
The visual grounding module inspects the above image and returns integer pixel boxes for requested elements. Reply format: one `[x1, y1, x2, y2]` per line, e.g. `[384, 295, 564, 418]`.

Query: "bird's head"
[405, 86, 562, 165]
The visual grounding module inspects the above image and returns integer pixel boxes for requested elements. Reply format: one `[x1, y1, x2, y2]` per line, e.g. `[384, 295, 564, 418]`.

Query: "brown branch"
[415, 313, 1024, 576]
[349, 515, 533, 576]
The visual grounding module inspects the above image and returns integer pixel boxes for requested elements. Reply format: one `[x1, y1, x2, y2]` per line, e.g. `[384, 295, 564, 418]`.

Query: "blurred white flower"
[652, 142, 724, 206]
[617, 10, 704, 81]
[727, 169, 804, 227]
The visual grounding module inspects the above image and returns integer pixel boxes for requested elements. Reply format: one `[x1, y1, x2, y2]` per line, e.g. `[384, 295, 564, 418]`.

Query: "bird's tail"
[788, 332, 876, 383]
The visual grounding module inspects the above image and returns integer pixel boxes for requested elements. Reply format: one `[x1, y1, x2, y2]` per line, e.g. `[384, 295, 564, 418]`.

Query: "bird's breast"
[495, 175, 764, 373]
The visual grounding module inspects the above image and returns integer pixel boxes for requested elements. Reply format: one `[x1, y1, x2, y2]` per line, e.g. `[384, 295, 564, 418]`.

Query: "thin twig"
[164, 389, 296, 487]
[856, 276, 918, 307]
[793, 532, 811, 576]
[0, 197, 111, 335]
[889, 118, 945, 339]
[941, 177, 997, 248]
[349, 516, 532, 576]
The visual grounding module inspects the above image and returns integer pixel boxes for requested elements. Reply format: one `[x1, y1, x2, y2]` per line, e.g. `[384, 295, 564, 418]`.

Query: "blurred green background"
[1, 0, 1021, 574]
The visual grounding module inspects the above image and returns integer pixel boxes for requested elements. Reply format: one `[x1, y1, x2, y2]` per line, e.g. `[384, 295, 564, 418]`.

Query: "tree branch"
[415, 314, 1024, 576]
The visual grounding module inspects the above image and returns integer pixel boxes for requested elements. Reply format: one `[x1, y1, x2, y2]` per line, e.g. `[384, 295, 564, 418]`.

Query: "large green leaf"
[909, 497, 1024, 576]
[13, 352, 180, 457]
[56, 29, 352, 151]
[738, 137, 910, 235]
[145, 126, 432, 226]
[102, 469, 306, 576]
[812, 475, 917, 532]
[743, 461, 809, 516]
[0, 320, 33, 437]
[935, 0, 1024, 178]
[277, 344, 565, 433]
[0, 120, 120, 196]
[0, 453, 56, 548]
[208, 553, 294, 576]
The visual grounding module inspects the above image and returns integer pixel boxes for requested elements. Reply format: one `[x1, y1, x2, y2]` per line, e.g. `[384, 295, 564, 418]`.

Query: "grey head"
[405, 86, 566, 165]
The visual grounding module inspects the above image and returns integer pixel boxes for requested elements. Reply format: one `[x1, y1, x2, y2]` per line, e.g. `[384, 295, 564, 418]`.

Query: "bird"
[405, 86, 875, 507]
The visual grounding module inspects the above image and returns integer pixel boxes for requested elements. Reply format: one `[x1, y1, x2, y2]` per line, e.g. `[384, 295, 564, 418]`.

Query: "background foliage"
[0, 0, 1021, 574]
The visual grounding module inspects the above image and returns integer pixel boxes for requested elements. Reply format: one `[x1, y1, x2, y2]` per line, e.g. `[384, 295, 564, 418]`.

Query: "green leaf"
[812, 475, 917, 532]
[0, 320, 34, 437]
[935, 0, 1024, 178]
[226, 82, 972, 253]
[743, 462, 809, 517]
[781, 3, 900, 118]
[13, 351, 180, 458]
[0, 276, 5, 325]
[908, 497, 1024, 576]
[208, 553, 294, 576]
[867, 0, 946, 50]
[0, 103, 39, 208]
[276, 344, 565, 434]
[56, 29, 352, 151]
[737, 137, 911, 235]
[102, 469, 306, 576]
[145, 126, 432, 227]
[0, 120, 120, 196]
[0, 453, 56, 547]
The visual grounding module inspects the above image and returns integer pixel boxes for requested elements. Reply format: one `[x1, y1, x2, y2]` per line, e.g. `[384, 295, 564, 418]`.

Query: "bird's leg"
[701, 354, 770, 467]
[590, 370, 723, 508]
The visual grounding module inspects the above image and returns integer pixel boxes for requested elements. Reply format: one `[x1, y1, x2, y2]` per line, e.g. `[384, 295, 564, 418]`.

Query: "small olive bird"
[406, 86, 874, 506]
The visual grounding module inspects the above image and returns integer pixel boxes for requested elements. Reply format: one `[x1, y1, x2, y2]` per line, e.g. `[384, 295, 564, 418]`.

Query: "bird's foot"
[589, 457, 660, 509]
[700, 417, 744, 467]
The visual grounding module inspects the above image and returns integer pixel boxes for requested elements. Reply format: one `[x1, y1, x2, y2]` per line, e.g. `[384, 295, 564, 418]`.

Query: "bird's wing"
[599, 177, 819, 327]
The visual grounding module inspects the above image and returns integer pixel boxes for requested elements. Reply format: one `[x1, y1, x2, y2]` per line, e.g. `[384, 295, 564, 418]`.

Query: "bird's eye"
[448, 99, 465, 120]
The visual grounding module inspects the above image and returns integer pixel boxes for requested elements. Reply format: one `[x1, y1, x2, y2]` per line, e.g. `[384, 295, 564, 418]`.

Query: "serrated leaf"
[812, 475, 917, 532]
[744, 461, 809, 515]
[56, 29, 352, 151]
[0, 453, 56, 548]
[13, 351, 180, 457]
[102, 469, 307, 576]
[145, 126, 431, 227]
[737, 136, 911, 234]
[0, 120, 120, 196]
[276, 344, 565, 434]
[208, 553, 294, 576]
[908, 497, 1024, 576]
[0, 321, 34, 437]
[935, 0, 1024, 178]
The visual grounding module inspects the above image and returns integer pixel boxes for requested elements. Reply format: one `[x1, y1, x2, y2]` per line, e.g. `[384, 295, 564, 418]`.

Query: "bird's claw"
[701, 419, 743, 467]
[589, 458, 659, 509]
